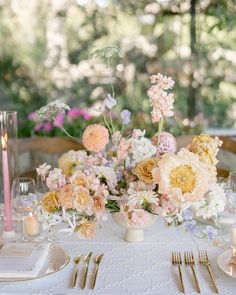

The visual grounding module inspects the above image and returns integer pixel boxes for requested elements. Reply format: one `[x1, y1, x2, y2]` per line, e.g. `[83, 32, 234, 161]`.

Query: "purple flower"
[183, 210, 194, 221]
[68, 108, 82, 120]
[183, 220, 198, 235]
[53, 113, 65, 127]
[103, 94, 117, 110]
[121, 109, 131, 125]
[43, 121, 54, 132]
[203, 226, 217, 240]
[34, 122, 44, 131]
[28, 112, 36, 121]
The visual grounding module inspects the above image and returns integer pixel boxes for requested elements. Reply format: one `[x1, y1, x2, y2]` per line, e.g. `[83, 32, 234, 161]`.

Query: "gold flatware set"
[71, 252, 104, 290]
[172, 251, 218, 294]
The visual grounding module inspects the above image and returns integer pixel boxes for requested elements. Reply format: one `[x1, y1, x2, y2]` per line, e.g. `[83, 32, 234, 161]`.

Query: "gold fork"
[184, 251, 201, 293]
[199, 251, 218, 293]
[82, 251, 93, 289]
[71, 255, 83, 288]
[172, 252, 185, 293]
[92, 254, 104, 289]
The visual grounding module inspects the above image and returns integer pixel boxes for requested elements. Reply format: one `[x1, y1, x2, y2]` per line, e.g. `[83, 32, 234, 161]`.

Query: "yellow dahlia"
[73, 187, 94, 213]
[76, 218, 96, 239]
[42, 191, 59, 213]
[82, 124, 109, 152]
[152, 148, 215, 202]
[188, 134, 222, 165]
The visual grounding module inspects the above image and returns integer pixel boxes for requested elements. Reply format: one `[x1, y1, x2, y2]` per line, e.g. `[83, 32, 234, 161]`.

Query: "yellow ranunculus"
[133, 158, 159, 184]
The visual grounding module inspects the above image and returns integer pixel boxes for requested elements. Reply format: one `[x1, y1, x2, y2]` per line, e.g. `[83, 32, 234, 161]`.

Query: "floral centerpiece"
[35, 71, 226, 241]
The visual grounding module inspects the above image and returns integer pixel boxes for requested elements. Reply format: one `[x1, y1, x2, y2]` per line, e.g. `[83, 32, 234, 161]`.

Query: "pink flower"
[28, 112, 36, 121]
[34, 122, 43, 131]
[152, 132, 177, 156]
[43, 121, 54, 132]
[150, 73, 175, 89]
[80, 109, 91, 121]
[46, 168, 66, 191]
[53, 113, 64, 127]
[82, 124, 109, 153]
[151, 194, 180, 217]
[93, 195, 107, 218]
[129, 209, 149, 225]
[117, 138, 131, 161]
[147, 73, 175, 123]
[68, 108, 81, 120]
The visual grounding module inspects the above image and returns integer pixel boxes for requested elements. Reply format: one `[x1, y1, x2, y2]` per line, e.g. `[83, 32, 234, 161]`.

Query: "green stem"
[107, 57, 115, 98]
[157, 118, 165, 146]
[103, 114, 112, 134]
[121, 124, 124, 136]
[52, 117, 82, 144]
[109, 112, 115, 134]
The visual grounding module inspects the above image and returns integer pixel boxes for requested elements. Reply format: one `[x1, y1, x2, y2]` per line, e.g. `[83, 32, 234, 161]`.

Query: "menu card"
[0, 242, 50, 278]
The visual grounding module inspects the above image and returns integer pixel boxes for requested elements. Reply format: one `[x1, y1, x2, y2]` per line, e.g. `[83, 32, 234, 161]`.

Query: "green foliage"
[0, 0, 235, 136]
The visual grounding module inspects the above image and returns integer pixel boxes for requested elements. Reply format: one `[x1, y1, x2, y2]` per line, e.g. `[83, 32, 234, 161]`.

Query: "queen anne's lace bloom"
[35, 100, 70, 122]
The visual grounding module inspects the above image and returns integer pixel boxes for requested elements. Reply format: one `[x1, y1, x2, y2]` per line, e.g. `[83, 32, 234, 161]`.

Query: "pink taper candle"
[1, 134, 13, 232]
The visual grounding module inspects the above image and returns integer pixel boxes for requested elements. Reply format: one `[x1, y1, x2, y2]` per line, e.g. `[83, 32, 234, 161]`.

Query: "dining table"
[0, 218, 235, 295]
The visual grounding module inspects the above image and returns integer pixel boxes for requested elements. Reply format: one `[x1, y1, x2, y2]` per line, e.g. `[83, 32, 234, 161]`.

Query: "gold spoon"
[92, 254, 104, 289]
[71, 255, 82, 288]
[81, 251, 93, 289]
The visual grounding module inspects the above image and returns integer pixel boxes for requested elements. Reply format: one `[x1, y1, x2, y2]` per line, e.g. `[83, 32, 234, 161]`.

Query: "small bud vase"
[112, 212, 157, 243]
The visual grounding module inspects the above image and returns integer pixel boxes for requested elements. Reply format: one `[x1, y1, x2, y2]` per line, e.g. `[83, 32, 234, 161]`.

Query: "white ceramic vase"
[112, 212, 157, 243]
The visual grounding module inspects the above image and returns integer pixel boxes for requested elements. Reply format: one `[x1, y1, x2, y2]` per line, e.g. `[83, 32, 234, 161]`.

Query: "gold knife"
[81, 251, 92, 289]
[92, 254, 104, 289]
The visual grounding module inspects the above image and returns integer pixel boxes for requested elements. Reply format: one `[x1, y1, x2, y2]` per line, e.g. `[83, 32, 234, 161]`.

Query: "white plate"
[0, 243, 70, 282]
[217, 249, 236, 279]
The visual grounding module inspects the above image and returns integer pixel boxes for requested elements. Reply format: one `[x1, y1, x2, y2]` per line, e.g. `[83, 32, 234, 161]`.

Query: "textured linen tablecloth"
[0, 219, 235, 295]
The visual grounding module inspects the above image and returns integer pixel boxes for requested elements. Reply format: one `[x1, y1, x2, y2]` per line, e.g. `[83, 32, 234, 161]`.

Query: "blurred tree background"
[0, 0, 235, 137]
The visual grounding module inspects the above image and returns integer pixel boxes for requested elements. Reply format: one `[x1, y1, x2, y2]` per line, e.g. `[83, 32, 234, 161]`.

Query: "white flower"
[35, 100, 70, 122]
[68, 150, 88, 164]
[103, 93, 117, 110]
[192, 183, 227, 219]
[36, 163, 51, 180]
[132, 129, 146, 138]
[121, 109, 131, 125]
[111, 131, 122, 145]
[94, 166, 118, 191]
[127, 190, 157, 206]
[128, 136, 157, 165]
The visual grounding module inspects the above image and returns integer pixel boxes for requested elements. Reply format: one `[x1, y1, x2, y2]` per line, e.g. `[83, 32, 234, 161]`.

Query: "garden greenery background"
[0, 0, 235, 137]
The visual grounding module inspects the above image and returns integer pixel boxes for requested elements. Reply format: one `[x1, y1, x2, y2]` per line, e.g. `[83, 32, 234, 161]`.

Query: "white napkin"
[0, 242, 50, 278]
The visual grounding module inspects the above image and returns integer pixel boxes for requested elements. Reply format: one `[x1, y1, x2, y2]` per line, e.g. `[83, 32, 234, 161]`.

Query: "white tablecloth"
[0, 219, 235, 295]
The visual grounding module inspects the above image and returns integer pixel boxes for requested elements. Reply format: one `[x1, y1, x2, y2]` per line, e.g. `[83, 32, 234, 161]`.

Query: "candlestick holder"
[0, 111, 19, 242]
